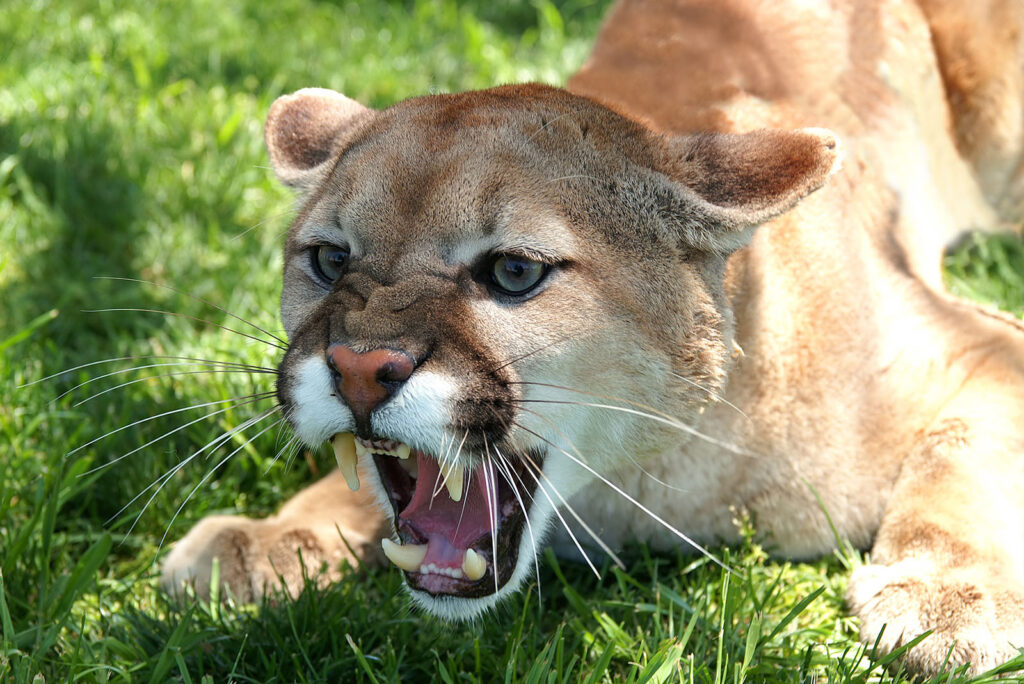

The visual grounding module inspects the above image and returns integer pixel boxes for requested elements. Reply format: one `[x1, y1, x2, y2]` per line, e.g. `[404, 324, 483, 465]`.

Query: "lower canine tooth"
[462, 548, 486, 581]
[441, 462, 464, 502]
[381, 538, 428, 573]
[332, 433, 360, 491]
[396, 443, 411, 459]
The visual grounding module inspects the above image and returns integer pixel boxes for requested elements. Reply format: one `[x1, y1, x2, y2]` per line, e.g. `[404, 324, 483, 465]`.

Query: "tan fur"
[162, 0, 1024, 674]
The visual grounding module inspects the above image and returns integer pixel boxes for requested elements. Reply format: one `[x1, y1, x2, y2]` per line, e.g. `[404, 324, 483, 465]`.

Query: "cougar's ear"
[265, 88, 375, 190]
[657, 128, 842, 252]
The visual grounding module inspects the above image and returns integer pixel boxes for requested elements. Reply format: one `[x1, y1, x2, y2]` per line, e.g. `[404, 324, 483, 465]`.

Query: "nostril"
[325, 344, 417, 423]
[377, 357, 414, 384]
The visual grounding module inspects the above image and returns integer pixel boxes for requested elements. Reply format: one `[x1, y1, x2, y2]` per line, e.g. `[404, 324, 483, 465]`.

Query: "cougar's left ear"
[265, 88, 375, 191]
[656, 128, 842, 252]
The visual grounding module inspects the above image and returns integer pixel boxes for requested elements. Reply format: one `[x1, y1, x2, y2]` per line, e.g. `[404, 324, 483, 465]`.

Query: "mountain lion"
[162, 0, 1024, 674]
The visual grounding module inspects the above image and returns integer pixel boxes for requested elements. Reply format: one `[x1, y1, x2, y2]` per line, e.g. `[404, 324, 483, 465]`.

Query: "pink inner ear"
[265, 88, 373, 187]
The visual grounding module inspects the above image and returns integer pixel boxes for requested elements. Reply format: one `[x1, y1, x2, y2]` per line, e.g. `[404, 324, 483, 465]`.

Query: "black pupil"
[493, 255, 543, 293]
[317, 246, 348, 282]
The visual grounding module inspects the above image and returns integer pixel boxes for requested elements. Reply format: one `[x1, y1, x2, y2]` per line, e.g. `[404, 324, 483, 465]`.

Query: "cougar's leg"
[848, 346, 1024, 674]
[917, 0, 1024, 220]
[161, 471, 387, 601]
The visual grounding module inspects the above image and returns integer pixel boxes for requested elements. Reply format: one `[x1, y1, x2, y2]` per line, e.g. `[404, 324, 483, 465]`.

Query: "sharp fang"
[332, 433, 360, 491]
[381, 538, 427, 573]
[396, 443, 411, 459]
[462, 548, 486, 581]
[441, 462, 464, 502]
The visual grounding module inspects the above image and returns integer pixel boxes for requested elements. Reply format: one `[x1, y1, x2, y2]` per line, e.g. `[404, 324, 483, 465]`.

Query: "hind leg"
[161, 471, 387, 601]
[848, 366, 1024, 674]
[918, 0, 1024, 220]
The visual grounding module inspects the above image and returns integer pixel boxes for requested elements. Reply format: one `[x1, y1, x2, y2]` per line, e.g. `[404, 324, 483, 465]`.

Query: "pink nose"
[326, 345, 415, 423]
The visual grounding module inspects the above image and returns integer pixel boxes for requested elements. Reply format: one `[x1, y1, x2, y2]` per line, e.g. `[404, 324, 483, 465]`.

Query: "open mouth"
[331, 433, 541, 598]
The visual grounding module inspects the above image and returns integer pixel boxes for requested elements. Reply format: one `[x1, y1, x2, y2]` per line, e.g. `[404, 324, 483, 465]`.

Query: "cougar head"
[265, 84, 839, 619]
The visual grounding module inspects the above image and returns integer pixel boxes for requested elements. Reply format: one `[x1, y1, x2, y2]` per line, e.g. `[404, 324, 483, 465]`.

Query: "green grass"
[2, 0, 1023, 681]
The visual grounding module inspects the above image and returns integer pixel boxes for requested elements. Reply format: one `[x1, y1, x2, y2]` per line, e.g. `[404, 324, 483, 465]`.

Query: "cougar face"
[268, 84, 838, 617]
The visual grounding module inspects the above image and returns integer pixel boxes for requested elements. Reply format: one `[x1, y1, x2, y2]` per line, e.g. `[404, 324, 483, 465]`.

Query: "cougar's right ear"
[265, 88, 375, 190]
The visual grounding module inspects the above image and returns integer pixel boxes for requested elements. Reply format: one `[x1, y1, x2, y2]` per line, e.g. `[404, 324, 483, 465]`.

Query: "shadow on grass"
[0, 107, 168, 369]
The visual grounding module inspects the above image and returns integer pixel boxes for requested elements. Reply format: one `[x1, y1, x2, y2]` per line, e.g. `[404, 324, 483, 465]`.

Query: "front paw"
[160, 515, 349, 602]
[848, 562, 1024, 675]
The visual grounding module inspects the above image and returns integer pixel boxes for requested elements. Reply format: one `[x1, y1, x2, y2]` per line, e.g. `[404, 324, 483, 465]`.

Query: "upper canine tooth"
[440, 461, 464, 502]
[395, 443, 411, 460]
[381, 538, 428, 573]
[332, 433, 360, 491]
[462, 548, 486, 581]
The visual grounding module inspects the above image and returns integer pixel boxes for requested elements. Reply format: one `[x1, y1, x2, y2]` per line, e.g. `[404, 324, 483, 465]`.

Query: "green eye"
[313, 245, 350, 283]
[489, 254, 548, 296]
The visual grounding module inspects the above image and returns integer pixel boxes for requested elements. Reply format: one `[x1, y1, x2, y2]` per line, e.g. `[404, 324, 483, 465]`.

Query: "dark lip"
[371, 447, 543, 599]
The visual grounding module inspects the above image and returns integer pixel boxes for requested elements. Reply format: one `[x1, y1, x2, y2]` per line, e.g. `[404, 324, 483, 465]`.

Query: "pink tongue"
[399, 452, 496, 567]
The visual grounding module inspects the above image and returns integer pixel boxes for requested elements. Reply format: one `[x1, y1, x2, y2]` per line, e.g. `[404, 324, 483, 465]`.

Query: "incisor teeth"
[440, 461, 464, 502]
[462, 548, 486, 581]
[332, 433, 360, 491]
[354, 439, 368, 458]
[381, 538, 428, 573]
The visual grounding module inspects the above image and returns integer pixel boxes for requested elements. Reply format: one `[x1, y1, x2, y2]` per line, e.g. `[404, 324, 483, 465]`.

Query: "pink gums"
[398, 451, 497, 570]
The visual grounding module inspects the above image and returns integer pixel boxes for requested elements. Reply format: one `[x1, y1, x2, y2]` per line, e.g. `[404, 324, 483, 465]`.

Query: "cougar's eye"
[489, 254, 548, 296]
[312, 245, 350, 284]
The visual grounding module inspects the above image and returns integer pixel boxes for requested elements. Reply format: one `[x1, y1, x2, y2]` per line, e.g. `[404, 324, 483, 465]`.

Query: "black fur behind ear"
[265, 88, 375, 190]
[657, 128, 842, 251]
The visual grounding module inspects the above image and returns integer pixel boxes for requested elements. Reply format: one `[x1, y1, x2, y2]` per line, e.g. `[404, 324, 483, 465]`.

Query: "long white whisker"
[268, 407, 301, 473]
[77, 393, 274, 479]
[669, 372, 748, 420]
[84, 307, 287, 351]
[516, 378, 749, 438]
[508, 431, 621, 575]
[71, 367, 275, 408]
[482, 436, 500, 593]
[230, 202, 300, 242]
[68, 389, 278, 458]
[480, 399, 617, 581]
[452, 431, 472, 538]
[92, 276, 289, 346]
[433, 430, 469, 500]
[518, 397, 749, 456]
[523, 400, 692, 494]
[159, 414, 286, 549]
[517, 451, 603, 579]
[433, 430, 452, 498]
[514, 422, 736, 576]
[487, 335, 573, 374]
[281, 437, 305, 471]
[492, 446, 542, 601]
[61, 359, 273, 401]
[112, 406, 281, 530]
[264, 434, 301, 475]
[22, 354, 275, 389]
